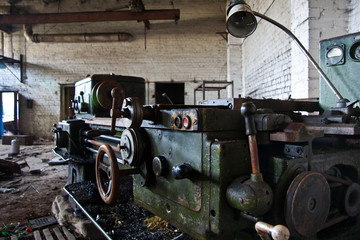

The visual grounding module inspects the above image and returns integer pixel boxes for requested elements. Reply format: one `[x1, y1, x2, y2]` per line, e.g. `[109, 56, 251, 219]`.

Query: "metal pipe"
[24, 24, 133, 43]
[319, 215, 349, 231]
[3, 9, 180, 25]
[323, 174, 352, 185]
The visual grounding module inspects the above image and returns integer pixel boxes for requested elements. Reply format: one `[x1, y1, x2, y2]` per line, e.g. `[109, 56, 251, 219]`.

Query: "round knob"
[172, 163, 193, 180]
[241, 102, 257, 135]
[152, 156, 168, 177]
[111, 87, 124, 99]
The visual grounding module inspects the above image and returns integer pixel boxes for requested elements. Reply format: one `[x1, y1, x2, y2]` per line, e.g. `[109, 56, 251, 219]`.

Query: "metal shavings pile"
[144, 216, 169, 230]
[65, 181, 194, 240]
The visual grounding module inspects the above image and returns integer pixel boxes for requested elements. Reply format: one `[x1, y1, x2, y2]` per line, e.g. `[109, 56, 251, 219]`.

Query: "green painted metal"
[319, 32, 360, 110]
[226, 173, 273, 217]
[132, 107, 255, 239]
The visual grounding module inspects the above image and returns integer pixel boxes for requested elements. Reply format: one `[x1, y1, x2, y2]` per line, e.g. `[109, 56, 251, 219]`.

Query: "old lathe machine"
[53, 70, 360, 239]
[53, 1, 360, 239]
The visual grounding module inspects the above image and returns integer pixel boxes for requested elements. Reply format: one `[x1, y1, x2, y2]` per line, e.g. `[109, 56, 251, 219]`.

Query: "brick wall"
[349, 0, 360, 33]
[0, 0, 227, 139]
[233, 0, 292, 99]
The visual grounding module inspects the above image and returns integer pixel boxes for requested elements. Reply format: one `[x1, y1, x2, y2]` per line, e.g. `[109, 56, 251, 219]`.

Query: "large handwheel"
[95, 144, 120, 204]
[285, 171, 330, 237]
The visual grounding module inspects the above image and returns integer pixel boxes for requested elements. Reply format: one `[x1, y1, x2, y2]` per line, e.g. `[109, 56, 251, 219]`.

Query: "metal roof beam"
[0, 9, 180, 25]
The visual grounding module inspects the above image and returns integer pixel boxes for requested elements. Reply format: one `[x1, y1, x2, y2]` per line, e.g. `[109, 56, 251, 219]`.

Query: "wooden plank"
[43, 228, 54, 240]
[53, 227, 66, 240]
[33, 230, 42, 240]
[62, 227, 76, 240]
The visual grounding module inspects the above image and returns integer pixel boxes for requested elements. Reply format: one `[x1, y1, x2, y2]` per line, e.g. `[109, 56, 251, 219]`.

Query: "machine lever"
[162, 92, 174, 104]
[172, 163, 193, 179]
[241, 102, 260, 174]
[110, 87, 123, 135]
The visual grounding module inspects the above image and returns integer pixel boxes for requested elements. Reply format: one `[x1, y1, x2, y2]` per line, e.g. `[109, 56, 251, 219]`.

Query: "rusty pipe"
[24, 24, 133, 43]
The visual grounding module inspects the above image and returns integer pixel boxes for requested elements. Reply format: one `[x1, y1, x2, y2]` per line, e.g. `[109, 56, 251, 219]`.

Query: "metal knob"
[240, 102, 257, 136]
[152, 156, 168, 177]
[172, 163, 193, 179]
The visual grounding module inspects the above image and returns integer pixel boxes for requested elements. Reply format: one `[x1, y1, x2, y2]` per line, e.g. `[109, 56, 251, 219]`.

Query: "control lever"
[79, 91, 89, 112]
[70, 99, 79, 113]
[162, 92, 174, 104]
[226, 102, 273, 216]
[172, 163, 193, 179]
[255, 221, 290, 240]
[347, 99, 360, 108]
[110, 87, 124, 135]
[241, 102, 260, 174]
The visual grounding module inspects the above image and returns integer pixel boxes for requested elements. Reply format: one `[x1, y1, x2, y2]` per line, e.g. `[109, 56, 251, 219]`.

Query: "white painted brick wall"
[303, 0, 348, 98]
[227, 35, 243, 98]
[0, 0, 227, 138]
[241, 0, 292, 99]
[349, 0, 360, 33]
[291, 0, 310, 99]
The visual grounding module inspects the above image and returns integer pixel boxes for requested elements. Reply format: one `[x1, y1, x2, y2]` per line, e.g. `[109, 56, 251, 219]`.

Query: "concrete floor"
[0, 140, 69, 238]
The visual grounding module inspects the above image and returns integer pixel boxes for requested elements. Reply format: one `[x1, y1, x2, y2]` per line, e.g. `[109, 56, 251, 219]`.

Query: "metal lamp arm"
[253, 11, 343, 100]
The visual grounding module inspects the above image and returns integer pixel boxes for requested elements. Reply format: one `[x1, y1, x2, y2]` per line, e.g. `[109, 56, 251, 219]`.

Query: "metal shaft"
[248, 135, 260, 174]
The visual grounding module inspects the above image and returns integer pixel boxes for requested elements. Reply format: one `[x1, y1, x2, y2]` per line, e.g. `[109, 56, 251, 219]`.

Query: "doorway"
[60, 84, 75, 120]
[155, 82, 185, 104]
[0, 91, 19, 137]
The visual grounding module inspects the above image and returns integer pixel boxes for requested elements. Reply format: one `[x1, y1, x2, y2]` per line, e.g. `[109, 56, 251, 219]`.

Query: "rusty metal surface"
[305, 123, 360, 135]
[199, 98, 321, 112]
[0, 9, 180, 25]
[270, 122, 324, 142]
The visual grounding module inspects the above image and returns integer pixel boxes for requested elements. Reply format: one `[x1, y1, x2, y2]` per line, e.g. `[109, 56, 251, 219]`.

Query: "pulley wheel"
[344, 183, 360, 217]
[121, 97, 143, 128]
[93, 80, 125, 109]
[95, 144, 120, 204]
[285, 171, 330, 237]
[120, 128, 144, 167]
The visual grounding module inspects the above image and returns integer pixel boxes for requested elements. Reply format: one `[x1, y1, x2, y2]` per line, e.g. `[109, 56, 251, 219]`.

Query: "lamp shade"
[226, 1, 257, 38]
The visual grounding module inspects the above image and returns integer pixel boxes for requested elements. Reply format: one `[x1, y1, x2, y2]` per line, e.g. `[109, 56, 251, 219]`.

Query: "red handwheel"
[95, 144, 120, 204]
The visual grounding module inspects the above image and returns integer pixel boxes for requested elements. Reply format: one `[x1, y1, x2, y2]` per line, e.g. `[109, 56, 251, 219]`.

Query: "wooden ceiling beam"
[0, 9, 180, 25]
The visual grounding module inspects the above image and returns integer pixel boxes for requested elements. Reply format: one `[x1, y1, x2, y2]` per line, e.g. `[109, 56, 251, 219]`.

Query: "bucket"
[11, 138, 20, 155]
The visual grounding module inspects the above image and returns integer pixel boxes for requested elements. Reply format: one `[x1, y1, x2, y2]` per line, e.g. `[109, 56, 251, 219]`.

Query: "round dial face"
[327, 46, 343, 58]
[326, 46, 344, 65]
